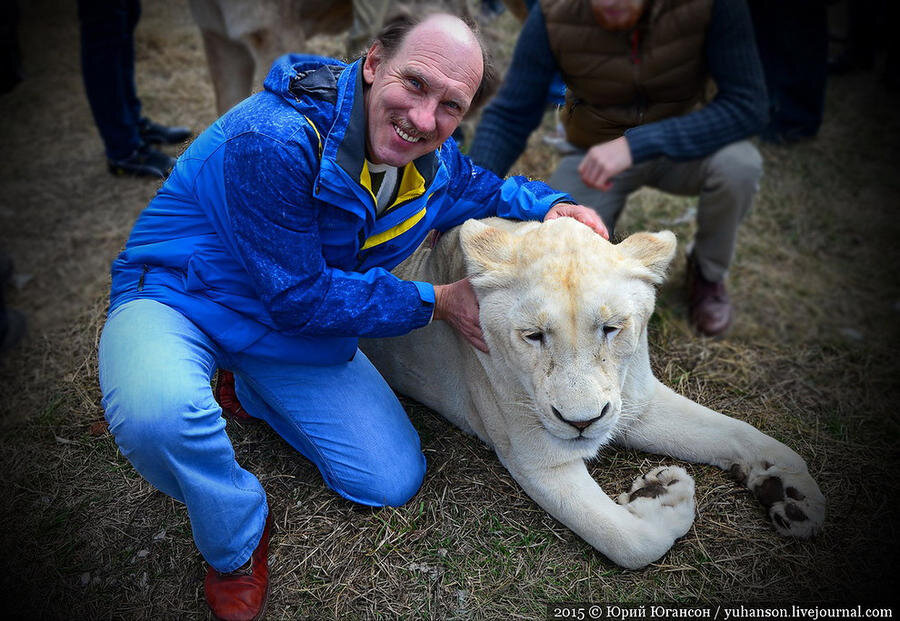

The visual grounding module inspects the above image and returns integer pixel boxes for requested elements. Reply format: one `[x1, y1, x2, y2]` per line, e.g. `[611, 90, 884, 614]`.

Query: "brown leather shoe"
[214, 370, 253, 421]
[205, 512, 272, 621]
[687, 255, 733, 337]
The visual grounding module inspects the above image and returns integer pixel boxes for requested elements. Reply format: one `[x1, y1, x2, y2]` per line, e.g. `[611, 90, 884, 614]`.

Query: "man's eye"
[408, 77, 422, 89]
[444, 101, 460, 111]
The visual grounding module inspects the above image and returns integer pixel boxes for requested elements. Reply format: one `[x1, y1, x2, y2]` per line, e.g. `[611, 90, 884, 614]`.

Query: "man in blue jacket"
[98, 11, 605, 620]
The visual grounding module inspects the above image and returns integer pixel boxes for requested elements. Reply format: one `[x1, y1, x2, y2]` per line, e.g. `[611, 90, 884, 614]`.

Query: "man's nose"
[408, 98, 438, 134]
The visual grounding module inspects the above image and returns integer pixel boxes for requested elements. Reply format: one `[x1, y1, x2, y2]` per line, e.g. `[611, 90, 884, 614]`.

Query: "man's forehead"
[397, 16, 481, 71]
[392, 16, 482, 93]
[406, 14, 478, 48]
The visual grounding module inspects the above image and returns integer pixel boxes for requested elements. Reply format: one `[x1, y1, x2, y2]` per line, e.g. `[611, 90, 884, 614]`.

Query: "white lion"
[360, 217, 825, 569]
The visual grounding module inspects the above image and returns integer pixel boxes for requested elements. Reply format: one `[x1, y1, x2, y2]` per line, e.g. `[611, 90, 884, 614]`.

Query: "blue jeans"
[77, 0, 144, 159]
[98, 299, 426, 571]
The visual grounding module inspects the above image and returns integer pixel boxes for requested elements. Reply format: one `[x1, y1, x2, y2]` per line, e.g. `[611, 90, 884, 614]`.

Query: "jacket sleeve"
[624, 0, 769, 163]
[197, 129, 435, 338]
[468, 5, 558, 177]
[430, 137, 574, 232]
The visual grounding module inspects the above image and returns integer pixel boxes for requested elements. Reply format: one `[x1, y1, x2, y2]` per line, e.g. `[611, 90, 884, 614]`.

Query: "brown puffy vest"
[541, 0, 713, 148]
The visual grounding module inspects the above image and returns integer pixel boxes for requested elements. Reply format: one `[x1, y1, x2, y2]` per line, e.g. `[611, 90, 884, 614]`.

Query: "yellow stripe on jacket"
[361, 207, 428, 250]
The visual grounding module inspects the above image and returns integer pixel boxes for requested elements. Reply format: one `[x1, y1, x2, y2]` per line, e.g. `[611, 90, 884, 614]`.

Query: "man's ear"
[459, 219, 516, 283]
[617, 230, 677, 284]
[362, 42, 383, 86]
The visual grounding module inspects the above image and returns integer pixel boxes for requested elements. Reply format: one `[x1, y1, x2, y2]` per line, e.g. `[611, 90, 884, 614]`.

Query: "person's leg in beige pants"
[548, 140, 763, 334]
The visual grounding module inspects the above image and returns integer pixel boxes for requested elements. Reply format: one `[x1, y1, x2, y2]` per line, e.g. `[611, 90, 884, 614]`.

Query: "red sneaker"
[204, 512, 272, 621]
[214, 370, 253, 421]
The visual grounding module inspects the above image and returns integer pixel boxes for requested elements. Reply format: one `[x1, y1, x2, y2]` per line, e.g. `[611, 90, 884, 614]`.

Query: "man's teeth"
[394, 124, 421, 143]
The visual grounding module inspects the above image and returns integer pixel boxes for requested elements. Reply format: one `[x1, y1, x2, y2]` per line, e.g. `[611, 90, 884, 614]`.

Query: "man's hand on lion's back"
[433, 278, 488, 353]
[544, 202, 609, 239]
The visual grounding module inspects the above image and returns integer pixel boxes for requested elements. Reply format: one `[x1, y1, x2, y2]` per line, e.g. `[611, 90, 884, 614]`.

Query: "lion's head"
[459, 217, 676, 458]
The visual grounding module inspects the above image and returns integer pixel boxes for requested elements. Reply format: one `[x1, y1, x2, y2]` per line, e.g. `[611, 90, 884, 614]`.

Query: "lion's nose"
[552, 403, 609, 431]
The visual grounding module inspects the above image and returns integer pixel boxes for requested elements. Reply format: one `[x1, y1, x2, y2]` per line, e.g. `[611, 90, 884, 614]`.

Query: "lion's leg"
[616, 379, 825, 538]
[500, 456, 695, 569]
[199, 29, 255, 115]
[243, 29, 303, 102]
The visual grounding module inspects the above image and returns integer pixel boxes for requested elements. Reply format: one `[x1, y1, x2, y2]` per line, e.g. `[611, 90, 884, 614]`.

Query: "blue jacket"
[110, 55, 573, 364]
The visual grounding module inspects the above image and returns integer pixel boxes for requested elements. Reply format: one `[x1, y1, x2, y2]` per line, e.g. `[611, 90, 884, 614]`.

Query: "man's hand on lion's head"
[433, 278, 489, 353]
[544, 203, 609, 239]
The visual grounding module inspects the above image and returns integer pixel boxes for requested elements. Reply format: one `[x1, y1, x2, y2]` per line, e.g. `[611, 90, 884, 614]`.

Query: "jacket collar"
[326, 60, 440, 213]
[279, 56, 443, 224]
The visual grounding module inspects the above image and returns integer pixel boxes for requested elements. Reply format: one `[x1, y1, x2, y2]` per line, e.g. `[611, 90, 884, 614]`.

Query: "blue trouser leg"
[99, 299, 268, 572]
[77, 0, 143, 159]
[231, 350, 427, 508]
[99, 299, 427, 570]
[123, 0, 142, 125]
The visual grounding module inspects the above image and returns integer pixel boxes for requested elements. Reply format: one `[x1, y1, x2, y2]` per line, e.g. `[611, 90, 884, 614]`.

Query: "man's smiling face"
[362, 15, 483, 167]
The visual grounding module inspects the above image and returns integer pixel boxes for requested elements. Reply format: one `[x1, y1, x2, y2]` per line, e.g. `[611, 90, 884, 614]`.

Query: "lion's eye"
[602, 326, 621, 340]
[524, 331, 544, 344]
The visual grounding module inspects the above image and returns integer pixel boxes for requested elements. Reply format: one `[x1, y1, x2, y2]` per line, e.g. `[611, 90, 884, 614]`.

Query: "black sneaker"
[107, 144, 175, 178]
[139, 118, 192, 145]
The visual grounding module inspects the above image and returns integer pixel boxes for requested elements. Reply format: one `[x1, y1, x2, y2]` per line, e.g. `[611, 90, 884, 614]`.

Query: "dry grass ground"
[1, 1, 899, 619]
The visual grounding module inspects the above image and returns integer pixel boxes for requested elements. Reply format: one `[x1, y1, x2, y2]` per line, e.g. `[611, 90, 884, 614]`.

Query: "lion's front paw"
[731, 460, 826, 538]
[617, 465, 695, 539]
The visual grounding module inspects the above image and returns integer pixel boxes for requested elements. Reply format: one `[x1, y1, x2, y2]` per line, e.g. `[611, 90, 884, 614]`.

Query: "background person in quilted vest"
[470, 0, 768, 337]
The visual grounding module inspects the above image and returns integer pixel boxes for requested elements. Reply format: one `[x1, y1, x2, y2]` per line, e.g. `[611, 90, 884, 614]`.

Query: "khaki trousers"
[548, 140, 763, 282]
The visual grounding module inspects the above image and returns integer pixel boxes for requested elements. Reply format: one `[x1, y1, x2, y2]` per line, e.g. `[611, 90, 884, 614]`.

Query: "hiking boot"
[107, 144, 175, 179]
[214, 370, 253, 421]
[686, 254, 732, 337]
[204, 511, 272, 621]
[139, 118, 192, 145]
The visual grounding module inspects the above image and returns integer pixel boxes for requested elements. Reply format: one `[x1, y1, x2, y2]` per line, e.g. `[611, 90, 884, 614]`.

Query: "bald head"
[403, 14, 483, 90]
[409, 13, 481, 53]
[412, 13, 482, 65]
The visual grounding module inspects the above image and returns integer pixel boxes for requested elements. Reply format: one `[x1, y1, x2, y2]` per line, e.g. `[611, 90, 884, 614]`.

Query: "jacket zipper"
[354, 194, 421, 269]
[137, 264, 150, 291]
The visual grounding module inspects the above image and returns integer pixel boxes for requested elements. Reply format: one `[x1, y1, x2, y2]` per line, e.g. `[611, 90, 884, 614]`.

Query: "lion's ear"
[617, 230, 677, 284]
[459, 219, 516, 282]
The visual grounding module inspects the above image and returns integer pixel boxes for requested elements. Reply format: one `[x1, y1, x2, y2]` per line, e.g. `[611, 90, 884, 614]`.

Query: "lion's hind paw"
[618, 465, 695, 538]
[746, 466, 825, 539]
